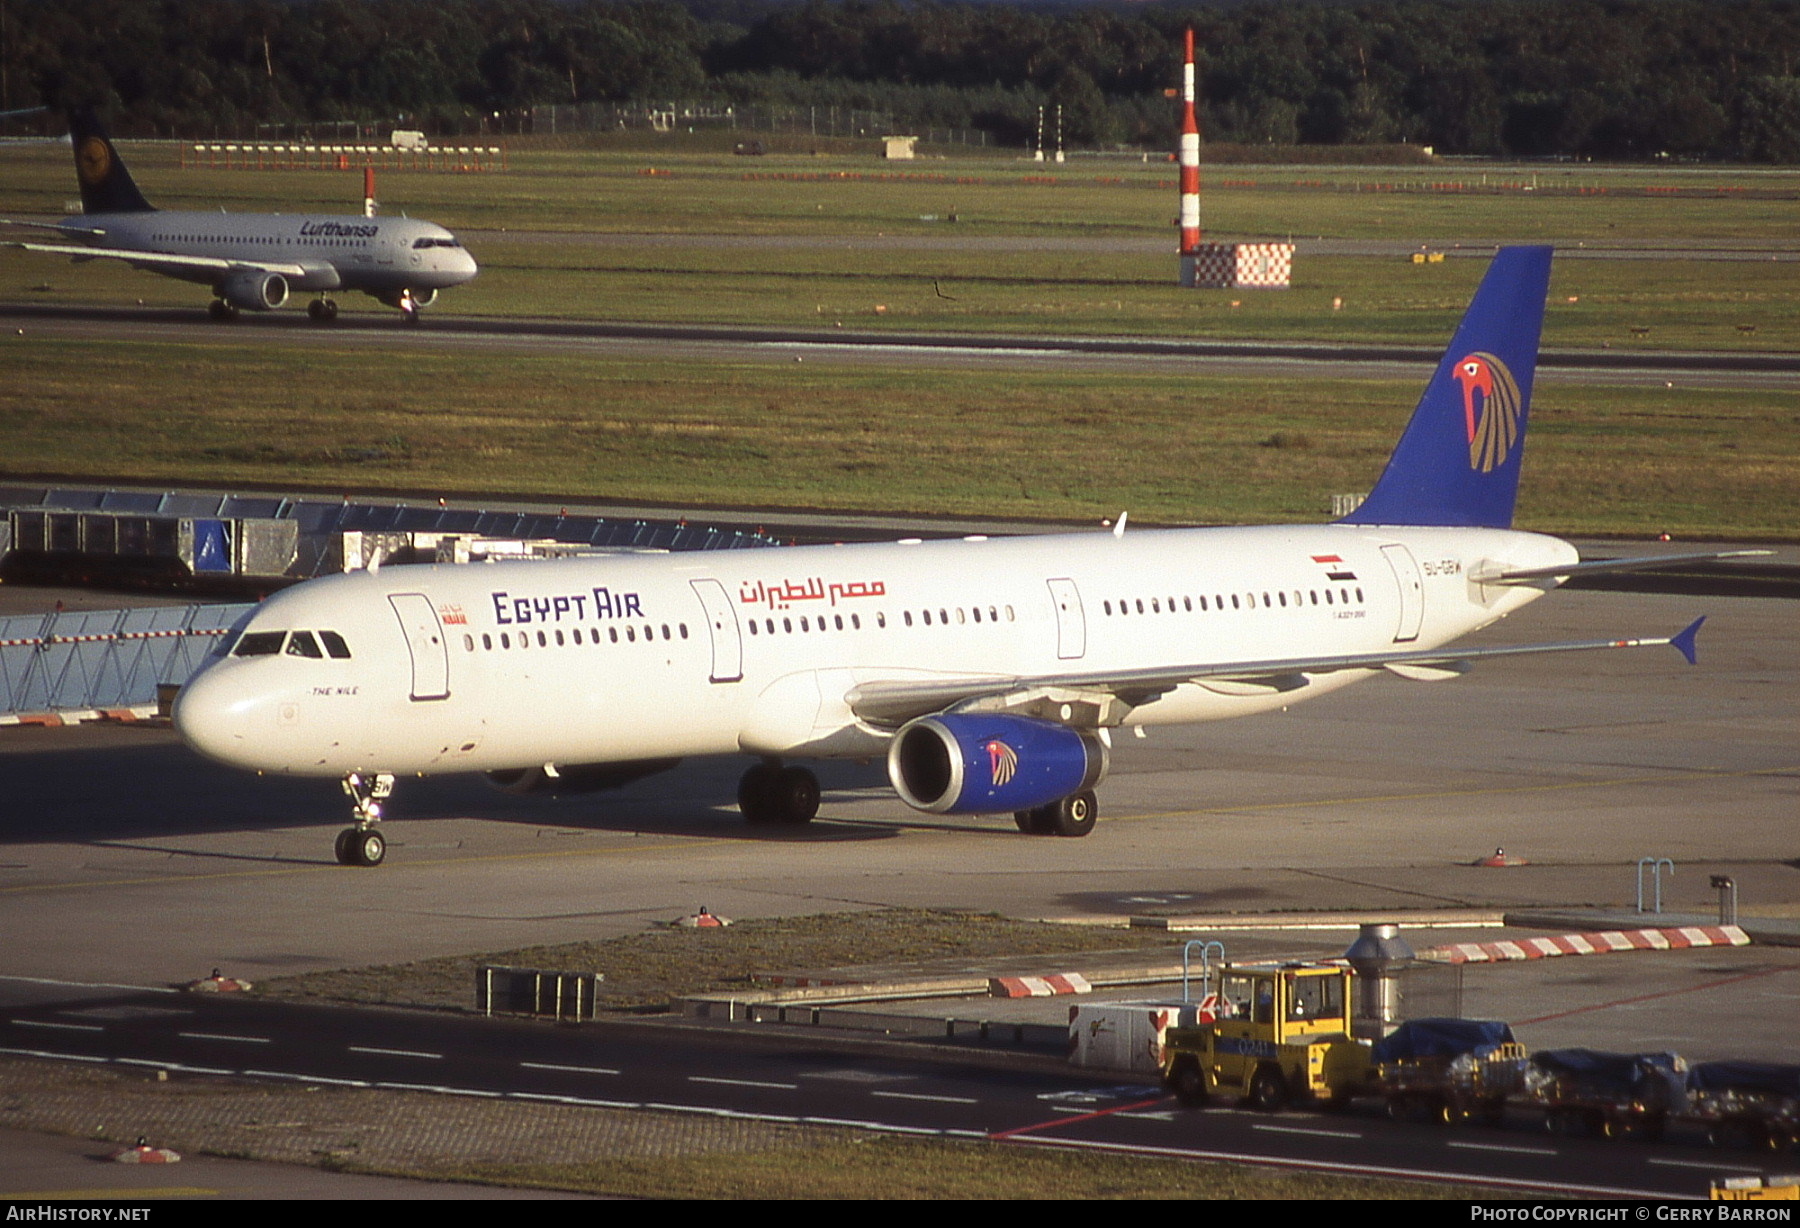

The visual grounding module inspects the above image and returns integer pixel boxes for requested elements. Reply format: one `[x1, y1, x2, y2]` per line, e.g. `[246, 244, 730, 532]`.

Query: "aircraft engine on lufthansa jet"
[485, 759, 681, 797]
[887, 713, 1108, 815]
[219, 270, 289, 311]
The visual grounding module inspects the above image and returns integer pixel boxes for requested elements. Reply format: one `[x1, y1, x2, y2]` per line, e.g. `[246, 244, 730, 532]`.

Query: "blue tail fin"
[1337, 246, 1552, 529]
[68, 108, 154, 215]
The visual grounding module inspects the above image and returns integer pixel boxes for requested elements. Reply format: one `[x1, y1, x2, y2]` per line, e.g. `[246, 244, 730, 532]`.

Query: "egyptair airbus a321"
[2, 109, 476, 321]
[174, 247, 1727, 866]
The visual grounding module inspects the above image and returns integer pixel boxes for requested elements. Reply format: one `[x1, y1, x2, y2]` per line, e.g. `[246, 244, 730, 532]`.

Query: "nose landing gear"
[336, 772, 394, 866]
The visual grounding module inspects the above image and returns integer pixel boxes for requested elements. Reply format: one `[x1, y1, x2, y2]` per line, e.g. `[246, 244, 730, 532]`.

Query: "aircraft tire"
[737, 762, 779, 824]
[334, 828, 356, 865]
[1045, 791, 1097, 838]
[208, 299, 236, 322]
[1013, 807, 1048, 834]
[770, 766, 819, 825]
[350, 829, 386, 867]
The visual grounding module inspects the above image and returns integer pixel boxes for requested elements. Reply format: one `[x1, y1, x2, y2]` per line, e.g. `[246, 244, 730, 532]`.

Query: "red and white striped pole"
[1178, 27, 1202, 287]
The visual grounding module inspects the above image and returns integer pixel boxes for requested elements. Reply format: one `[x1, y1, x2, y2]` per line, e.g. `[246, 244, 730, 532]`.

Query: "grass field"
[3, 333, 1793, 538]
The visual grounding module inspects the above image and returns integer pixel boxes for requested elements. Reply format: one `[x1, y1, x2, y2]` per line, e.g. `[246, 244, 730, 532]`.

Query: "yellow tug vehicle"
[1160, 963, 1374, 1111]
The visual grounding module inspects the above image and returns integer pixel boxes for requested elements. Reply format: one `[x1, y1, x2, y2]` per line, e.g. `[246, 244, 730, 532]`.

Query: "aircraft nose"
[172, 663, 267, 770]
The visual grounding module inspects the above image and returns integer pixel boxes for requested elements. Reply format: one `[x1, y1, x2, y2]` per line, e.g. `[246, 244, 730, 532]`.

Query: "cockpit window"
[412, 237, 461, 249]
[285, 631, 323, 658]
[212, 629, 240, 658]
[234, 631, 286, 657]
[320, 631, 352, 659]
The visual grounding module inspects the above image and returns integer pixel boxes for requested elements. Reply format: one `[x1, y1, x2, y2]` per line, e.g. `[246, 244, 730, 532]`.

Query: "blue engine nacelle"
[887, 713, 1108, 815]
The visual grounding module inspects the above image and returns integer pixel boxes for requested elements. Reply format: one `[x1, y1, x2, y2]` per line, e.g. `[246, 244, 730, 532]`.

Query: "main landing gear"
[207, 298, 238, 322]
[737, 760, 820, 826]
[307, 298, 340, 322]
[1013, 790, 1098, 838]
[336, 772, 394, 866]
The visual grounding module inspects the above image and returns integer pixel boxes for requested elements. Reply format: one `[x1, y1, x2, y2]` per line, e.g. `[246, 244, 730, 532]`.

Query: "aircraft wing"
[2, 239, 307, 278]
[845, 618, 1704, 729]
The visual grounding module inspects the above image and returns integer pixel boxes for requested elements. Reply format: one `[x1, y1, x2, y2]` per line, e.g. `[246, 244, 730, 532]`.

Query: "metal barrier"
[0, 603, 250, 722]
[0, 485, 779, 584]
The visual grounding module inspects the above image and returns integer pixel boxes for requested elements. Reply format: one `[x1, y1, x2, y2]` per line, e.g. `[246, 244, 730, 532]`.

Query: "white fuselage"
[173, 522, 1575, 779]
[72, 209, 477, 294]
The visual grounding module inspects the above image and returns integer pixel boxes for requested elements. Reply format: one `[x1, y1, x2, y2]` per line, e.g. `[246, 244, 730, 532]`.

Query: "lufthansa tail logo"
[1453, 352, 1523, 473]
[76, 136, 112, 187]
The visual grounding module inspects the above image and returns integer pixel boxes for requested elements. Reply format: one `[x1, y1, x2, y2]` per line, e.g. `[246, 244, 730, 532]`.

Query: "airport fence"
[0, 603, 250, 722]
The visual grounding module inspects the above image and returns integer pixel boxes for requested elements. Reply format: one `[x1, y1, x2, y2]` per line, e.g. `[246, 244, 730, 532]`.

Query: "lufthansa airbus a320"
[3, 109, 476, 322]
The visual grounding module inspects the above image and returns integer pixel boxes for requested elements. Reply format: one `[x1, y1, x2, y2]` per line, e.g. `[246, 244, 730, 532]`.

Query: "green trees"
[3, 0, 1798, 160]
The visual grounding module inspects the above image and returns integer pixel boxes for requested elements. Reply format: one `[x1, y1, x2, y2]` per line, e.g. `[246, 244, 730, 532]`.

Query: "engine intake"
[887, 713, 1107, 815]
[220, 270, 289, 311]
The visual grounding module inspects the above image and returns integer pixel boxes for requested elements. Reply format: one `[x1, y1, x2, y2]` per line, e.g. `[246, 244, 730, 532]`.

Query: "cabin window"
[972, 607, 982, 623]
[627, 627, 636, 642]
[1356, 587, 1365, 603]
[680, 624, 689, 639]
[554, 630, 565, 646]
[572, 628, 583, 644]
[800, 617, 809, 632]
[463, 634, 475, 652]
[1278, 592, 1287, 608]
[610, 627, 620, 643]
[782, 618, 792, 634]
[876, 612, 886, 628]
[662, 624, 671, 640]
[956, 608, 966, 625]
[852, 614, 862, 630]
[482, 633, 493, 650]
[919, 610, 929, 626]
[834, 615, 843, 630]
[538, 630, 548, 647]
[748, 621, 758, 635]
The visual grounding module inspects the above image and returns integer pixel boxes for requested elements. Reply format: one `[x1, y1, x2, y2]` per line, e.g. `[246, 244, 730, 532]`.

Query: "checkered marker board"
[1184, 242, 1294, 288]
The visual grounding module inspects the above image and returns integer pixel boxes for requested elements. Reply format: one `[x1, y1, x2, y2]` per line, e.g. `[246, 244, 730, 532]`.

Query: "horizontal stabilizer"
[1471, 550, 1771, 586]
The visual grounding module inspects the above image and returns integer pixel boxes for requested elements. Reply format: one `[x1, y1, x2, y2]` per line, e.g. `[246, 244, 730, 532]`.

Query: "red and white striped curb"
[0, 705, 158, 726]
[1423, 925, 1748, 964]
[990, 973, 1092, 999]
